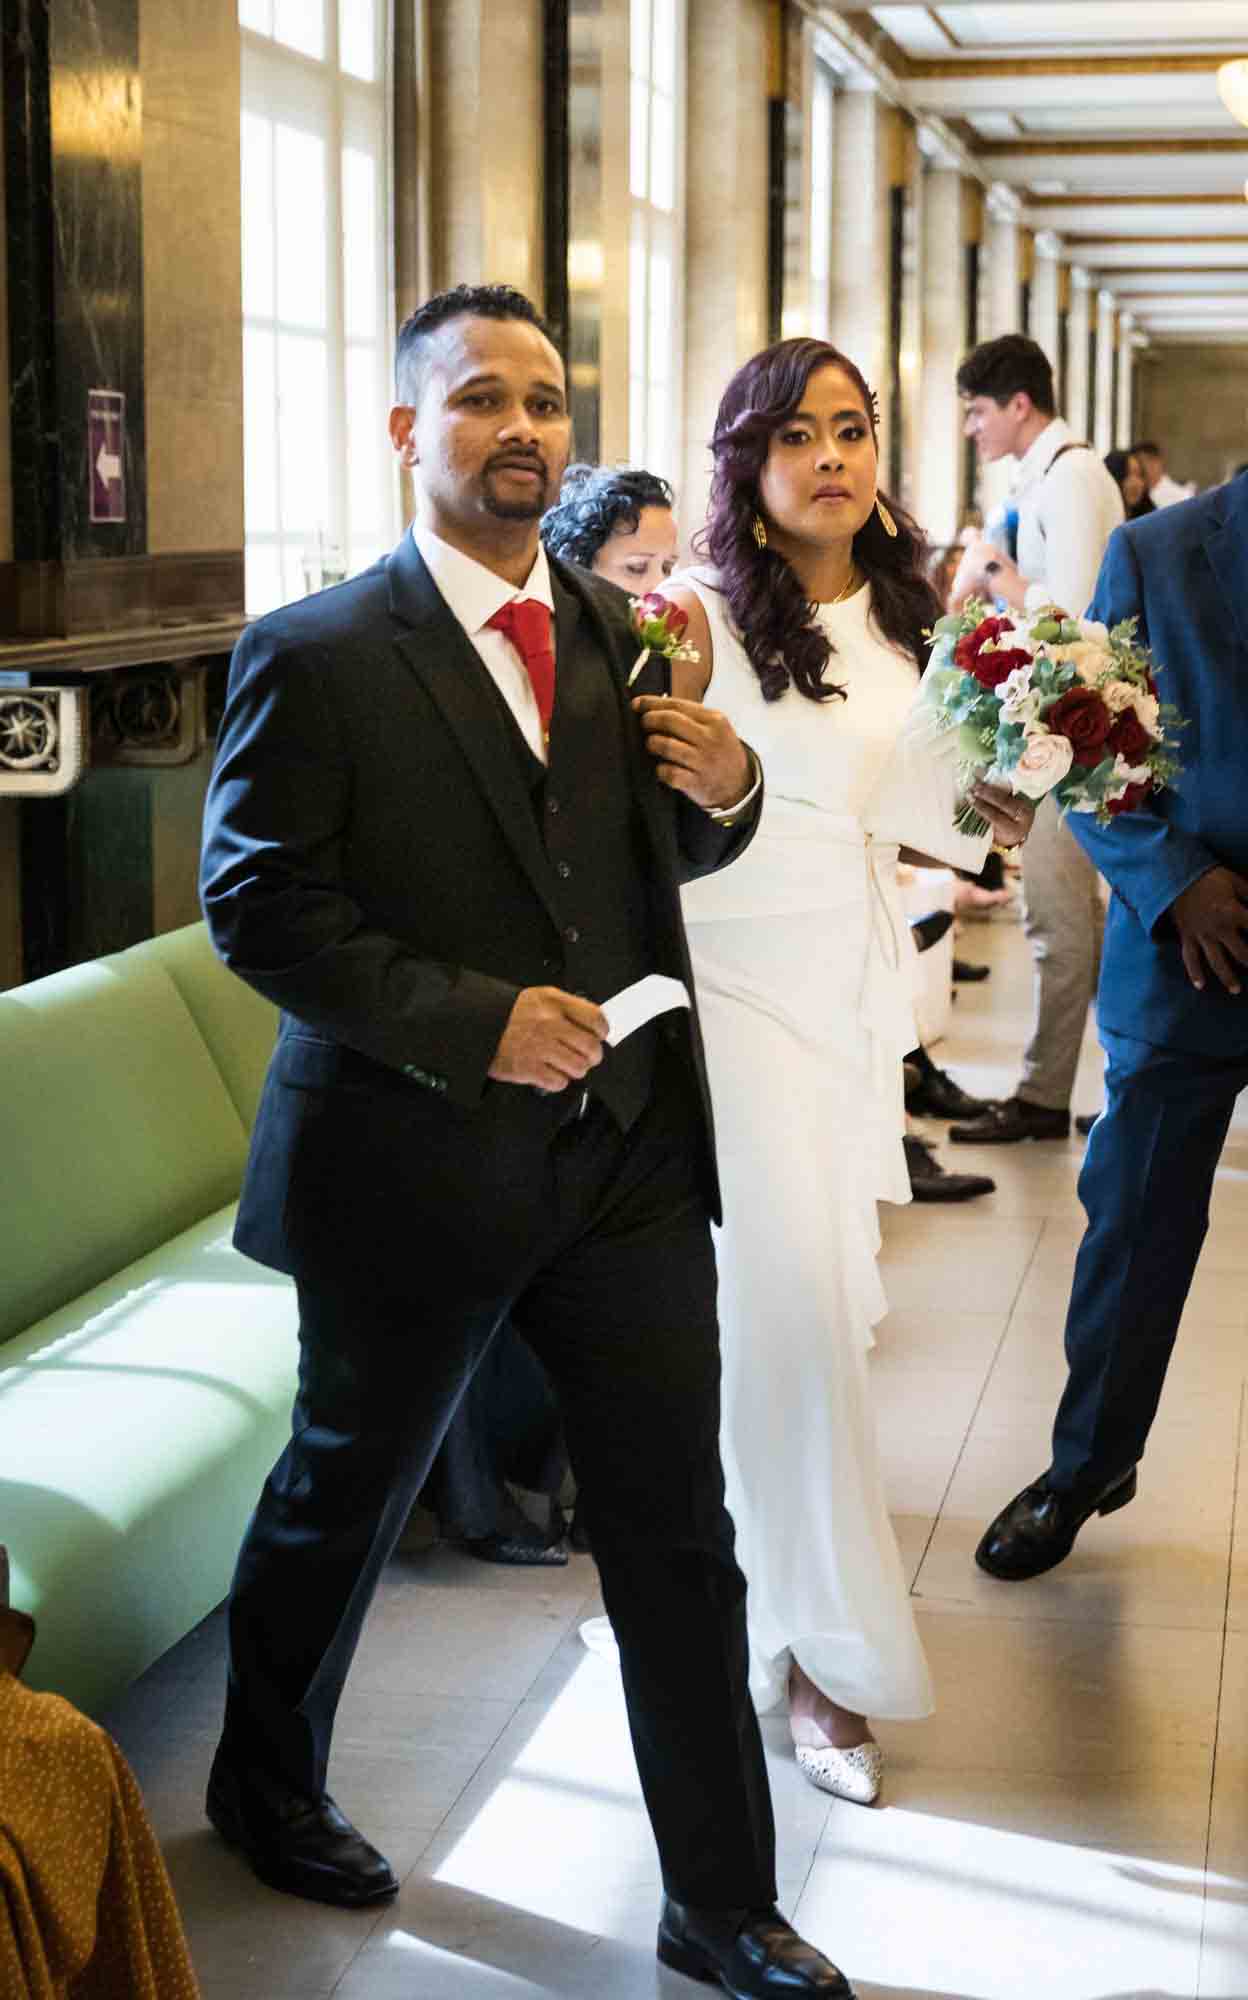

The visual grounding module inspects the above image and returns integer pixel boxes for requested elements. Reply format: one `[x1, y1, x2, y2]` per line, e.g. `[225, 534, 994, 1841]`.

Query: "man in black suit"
[200, 285, 852, 2000]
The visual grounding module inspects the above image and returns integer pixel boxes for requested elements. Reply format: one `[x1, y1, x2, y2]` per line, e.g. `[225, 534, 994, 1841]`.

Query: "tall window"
[629, 0, 686, 485]
[239, 0, 397, 614]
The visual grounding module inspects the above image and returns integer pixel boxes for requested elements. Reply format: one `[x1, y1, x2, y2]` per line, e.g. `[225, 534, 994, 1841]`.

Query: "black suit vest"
[487, 608, 659, 1131]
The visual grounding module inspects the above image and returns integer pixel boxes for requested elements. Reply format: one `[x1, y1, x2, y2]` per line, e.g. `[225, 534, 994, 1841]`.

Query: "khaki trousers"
[1017, 796, 1105, 1110]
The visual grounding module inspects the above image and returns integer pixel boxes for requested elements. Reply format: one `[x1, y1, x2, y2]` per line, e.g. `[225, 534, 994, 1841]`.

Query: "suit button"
[564, 924, 580, 944]
[548, 796, 561, 815]
[556, 861, 571, 879]
[542, 956, 559, 973]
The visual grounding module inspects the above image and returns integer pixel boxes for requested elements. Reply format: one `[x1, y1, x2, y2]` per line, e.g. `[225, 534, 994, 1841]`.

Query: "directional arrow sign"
[88, 388, 126, 523]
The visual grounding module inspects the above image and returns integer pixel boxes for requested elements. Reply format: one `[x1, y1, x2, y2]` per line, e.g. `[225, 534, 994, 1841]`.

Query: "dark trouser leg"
[514, 1081, 776, 1910]
[223, 1283, 503, 1797]
[1049, 1028, 1246, 1493]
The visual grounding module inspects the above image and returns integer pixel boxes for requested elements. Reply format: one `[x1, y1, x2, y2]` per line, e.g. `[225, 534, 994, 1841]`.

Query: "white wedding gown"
[675, 568, 987, 1719]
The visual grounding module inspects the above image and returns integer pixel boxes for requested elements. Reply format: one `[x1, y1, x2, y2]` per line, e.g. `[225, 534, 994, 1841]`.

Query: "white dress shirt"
[1011, 417, 1125, 619]
[1150, 472, 1195, 510]
[412, 521, 555, 764]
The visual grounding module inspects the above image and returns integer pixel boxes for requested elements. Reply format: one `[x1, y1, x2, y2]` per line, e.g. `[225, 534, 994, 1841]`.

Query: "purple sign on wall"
[88, 389, 126, 524]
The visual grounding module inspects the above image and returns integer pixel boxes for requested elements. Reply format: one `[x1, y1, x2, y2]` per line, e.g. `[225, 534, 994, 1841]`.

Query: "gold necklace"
[826, 565, 861, 607]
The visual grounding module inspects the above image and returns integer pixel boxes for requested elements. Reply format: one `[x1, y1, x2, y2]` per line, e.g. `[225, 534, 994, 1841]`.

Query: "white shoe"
[794, 1740, 883, 1806]
[578, 1615, 619, 1661]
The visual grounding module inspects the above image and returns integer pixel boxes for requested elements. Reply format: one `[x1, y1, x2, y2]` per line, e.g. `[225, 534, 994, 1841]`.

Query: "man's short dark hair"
[1130, 440, 1161, 460]
[395, 284, 557, 401]
[956, 334, 1056, 417]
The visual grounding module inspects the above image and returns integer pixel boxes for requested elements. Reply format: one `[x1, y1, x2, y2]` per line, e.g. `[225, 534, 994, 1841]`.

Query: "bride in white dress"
[648, 339, 1032, 1803]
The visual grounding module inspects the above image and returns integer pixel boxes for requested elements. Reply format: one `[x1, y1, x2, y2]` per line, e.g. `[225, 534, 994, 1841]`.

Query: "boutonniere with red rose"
[917, 600, 1186, 837]
[627, 593, 701, 687]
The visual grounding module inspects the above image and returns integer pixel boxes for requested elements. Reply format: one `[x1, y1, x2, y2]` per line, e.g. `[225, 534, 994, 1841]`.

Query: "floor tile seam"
[1196, 1378, 1245, 1997]
[909, 1262, 1034, 1597]
[910, 1598, 1233, 1638]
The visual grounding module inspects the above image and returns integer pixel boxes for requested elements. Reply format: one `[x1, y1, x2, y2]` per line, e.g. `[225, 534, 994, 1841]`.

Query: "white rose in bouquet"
[1049, 640, 1114, 685]
[999, 665, 1040, 725]
[1008, 727, 1075, 800]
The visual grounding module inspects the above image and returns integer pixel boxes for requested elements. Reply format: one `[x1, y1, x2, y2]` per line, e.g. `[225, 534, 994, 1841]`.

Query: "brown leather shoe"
[949, 1096, 1070, 1144]
[658, 1901, 855, 1997]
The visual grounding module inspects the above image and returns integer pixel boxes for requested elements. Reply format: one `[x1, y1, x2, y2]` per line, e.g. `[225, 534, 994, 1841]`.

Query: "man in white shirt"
[1132, 439, 1195, 510]
[949, 334, 1124, 1143]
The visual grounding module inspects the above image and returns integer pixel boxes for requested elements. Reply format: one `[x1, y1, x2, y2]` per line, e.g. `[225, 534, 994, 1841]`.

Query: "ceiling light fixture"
[1216, 58, 1248, 128]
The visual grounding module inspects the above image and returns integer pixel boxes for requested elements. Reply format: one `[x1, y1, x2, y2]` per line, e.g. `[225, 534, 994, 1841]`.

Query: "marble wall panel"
[0, 799, 20, 988]
[2, 0, 149, 562]
[0, 74, 10, 563]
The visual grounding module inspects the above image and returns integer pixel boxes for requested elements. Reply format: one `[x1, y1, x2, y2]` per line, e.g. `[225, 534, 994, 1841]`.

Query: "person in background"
[541, 463, 679, 594]
[1131, 440, 1195, 510]
[947, 334, 1123, 1146]
[1104, 449, 1155, 522]
[976, 469, 1248, 1582]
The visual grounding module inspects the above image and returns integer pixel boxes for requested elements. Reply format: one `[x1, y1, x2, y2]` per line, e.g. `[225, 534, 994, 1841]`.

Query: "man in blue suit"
[976, 469, 1248, 1579]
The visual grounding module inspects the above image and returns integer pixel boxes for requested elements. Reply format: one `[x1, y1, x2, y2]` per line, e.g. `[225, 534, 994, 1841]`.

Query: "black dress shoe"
[949, 1096, 1070, 1144]
[975, 1466, 1138, 1581]
[1075, 1111, 1098, 1137]
[905, 1064, 997, 1120]
[206, 1750, 398, 1907]
[463, 1530, 569, 1566]
[952, 957, 991, 982]
[904, 1134, 994, 1202]
[658, 1900, 855, 1998]
[909, 908, 955, 954]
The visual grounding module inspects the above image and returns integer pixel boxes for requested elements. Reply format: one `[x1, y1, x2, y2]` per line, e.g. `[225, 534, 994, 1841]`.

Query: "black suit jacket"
[200, 532, 762, 1275]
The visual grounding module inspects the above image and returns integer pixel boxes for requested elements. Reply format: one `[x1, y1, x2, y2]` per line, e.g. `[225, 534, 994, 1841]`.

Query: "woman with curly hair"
[658, 339, 1031, 1802]
[541, 462, 678, 594]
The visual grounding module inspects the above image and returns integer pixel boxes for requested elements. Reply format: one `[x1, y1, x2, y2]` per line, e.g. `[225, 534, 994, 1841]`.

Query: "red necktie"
[486, 598, 556, 741]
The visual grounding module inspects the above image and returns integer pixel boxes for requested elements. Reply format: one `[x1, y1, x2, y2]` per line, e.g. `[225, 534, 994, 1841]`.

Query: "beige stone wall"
[427, 0, 545, 301]
[1136, 344, 1248, 492]
[140, 0, 244, 555]
[680, 0, 769, 539]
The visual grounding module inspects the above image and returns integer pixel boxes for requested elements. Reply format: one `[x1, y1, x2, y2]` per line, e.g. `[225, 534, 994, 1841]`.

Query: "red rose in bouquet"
[1106, 709, 1151, 763]
[954, 617, 1032, 690]
[1107, 779, 1153, 817]
[1046, 687, 1114, 766]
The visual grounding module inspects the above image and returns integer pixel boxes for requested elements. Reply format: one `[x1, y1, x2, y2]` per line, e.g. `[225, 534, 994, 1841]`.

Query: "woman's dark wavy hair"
[540, 464, 674, 568]
[695, 338, 939, 702]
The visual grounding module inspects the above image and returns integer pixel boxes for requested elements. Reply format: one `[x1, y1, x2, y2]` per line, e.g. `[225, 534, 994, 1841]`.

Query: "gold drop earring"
[875, 497, 898, 538]
[752, 514, 768, 549]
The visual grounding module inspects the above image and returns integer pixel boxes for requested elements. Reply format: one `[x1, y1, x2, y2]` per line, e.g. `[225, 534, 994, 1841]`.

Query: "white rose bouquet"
[917, 600, 1185, 838]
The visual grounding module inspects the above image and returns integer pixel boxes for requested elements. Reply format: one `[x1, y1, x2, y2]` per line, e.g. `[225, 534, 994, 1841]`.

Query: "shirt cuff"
[706, 750, 762, 825]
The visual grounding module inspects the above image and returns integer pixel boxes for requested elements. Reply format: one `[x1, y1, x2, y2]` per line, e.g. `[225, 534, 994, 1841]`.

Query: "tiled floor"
[102, 906, 1248, 1999]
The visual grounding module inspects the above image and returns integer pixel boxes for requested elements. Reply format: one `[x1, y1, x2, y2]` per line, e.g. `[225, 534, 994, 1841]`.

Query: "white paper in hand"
[602, 973, 691, 1047]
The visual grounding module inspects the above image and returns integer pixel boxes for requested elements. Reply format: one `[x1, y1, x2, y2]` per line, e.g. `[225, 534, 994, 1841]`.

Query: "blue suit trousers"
[1050, 1026, 1248, 1491]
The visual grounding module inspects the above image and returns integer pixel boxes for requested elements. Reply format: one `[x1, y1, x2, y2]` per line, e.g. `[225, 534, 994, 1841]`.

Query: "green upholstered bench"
[0, 923, 296, 1715]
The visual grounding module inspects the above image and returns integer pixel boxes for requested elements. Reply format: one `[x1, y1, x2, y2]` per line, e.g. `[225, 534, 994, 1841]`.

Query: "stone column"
[1116, 311, 1135, 448]
[427, 0, 544, 302]
[828, 84, 892, 462]
[979, 186, 1021, 518]
[1066, 267, 1092, 437]
[1094, 289, 1116, 455]
[982, 186, 1022, 340]
[1031, 232, 1061, 378]
[681, 0, 768, 539]
[915, 160, 965, 545]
